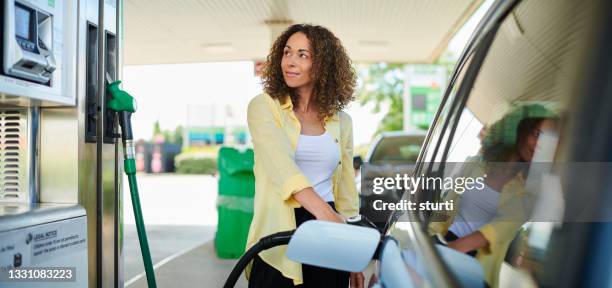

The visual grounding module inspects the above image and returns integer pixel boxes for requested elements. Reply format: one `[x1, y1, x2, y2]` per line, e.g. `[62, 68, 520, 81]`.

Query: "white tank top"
[295, 132, 340, 202]
[448, 184, 500, 238]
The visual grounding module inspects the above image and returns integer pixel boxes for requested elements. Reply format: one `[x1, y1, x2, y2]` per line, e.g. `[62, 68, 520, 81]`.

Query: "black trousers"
[248, 202, 350, 288]
[433, 230, 477, 257]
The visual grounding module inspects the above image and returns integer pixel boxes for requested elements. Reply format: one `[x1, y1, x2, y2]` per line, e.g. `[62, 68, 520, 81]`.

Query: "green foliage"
[181, 145, 220, 156]
[153, 120, 162, 136]
[174, 126, 184, 146]
[357, 63, 405, 136]
[162, 126, 183, 146]
[175, 152, 217, 175]
[151, 120, 183, 146]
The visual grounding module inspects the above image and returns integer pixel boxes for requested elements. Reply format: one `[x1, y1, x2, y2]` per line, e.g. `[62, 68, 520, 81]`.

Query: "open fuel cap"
[346, 215, 362, 223]
[346, 214, 377, 229]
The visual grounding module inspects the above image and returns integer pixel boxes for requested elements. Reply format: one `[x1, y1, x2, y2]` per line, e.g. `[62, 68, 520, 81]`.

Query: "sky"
[123, 0, 493, 146]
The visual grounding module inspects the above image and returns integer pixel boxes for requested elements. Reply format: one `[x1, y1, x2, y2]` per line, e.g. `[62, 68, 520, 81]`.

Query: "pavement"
[126, 240, 247, 288]
[123, 224, 218, 285]
[122, 174, 246, 287]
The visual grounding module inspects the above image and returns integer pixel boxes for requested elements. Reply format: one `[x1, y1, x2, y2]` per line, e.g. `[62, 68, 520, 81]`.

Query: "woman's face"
[518, 119, 553, 162]
[281, 32, 314, 90]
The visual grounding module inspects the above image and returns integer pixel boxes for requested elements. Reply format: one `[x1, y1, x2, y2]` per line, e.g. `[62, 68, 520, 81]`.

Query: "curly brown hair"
[262, 24, 356, 121]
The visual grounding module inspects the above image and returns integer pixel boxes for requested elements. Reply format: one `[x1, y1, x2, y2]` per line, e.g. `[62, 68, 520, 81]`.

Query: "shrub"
[175, 152, 217, 175]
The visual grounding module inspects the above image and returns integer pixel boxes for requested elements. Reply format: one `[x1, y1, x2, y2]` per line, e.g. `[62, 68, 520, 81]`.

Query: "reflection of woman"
[245, 24, 363, 288]
[447, 117, 549, 246]
[430, 104, 556, 287]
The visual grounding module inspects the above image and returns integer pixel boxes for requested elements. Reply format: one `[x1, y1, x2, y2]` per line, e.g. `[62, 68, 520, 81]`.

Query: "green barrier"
[215, 147, 255, 259]
[217, 195, 254, 213]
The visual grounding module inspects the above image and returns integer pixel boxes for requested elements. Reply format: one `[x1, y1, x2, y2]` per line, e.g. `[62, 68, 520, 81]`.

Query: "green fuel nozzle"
[105, 76, 157, 288]
[107, 79, 137, 141]
[107, 80, 137, 113]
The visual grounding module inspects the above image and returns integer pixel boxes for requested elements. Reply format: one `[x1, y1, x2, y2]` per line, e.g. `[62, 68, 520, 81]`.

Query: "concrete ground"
[127, 240, 248, 288]
[123, 174, 246, 287]
[123, 224, 218, 284]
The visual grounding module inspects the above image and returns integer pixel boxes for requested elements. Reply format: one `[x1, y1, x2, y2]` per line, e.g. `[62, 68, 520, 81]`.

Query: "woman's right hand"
[293, 187, 345, 224]
[318, 209, 345, 224]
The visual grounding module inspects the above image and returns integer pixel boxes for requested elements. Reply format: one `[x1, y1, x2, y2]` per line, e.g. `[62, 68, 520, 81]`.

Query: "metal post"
[116, 1, 125, 286]
[96, 0, 106, 286]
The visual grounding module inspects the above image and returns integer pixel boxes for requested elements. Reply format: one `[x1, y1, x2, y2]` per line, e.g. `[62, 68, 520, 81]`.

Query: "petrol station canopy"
[124, 0, 483, 65]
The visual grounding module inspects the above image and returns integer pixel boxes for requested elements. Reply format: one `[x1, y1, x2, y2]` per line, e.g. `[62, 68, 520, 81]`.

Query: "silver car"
[359, 131, 425, 231]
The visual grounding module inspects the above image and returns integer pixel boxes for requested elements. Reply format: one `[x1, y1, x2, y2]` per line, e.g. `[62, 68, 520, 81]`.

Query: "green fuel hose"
[125, 158, 157, 288]
[107, 77, 157, 288]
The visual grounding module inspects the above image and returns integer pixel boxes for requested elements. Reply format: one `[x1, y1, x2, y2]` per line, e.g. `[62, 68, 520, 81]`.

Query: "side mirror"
[286, 220, 380, 272]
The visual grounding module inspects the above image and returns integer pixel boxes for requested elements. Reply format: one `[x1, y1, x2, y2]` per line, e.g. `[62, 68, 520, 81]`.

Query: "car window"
[422, 0, 607, 287]
[383, 26, 494, 288]
[419, 53, 475, 167]
[381, 0, 611, 287]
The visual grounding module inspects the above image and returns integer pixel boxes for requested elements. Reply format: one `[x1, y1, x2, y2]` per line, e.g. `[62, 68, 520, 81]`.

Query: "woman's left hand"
[447, 231, 488, 253]
[350, 272, 364, 288]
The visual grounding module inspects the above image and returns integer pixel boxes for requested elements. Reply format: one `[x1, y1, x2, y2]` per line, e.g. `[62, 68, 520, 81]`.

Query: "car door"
[369, 1, 513, 286]
[374, 0, 612, 287]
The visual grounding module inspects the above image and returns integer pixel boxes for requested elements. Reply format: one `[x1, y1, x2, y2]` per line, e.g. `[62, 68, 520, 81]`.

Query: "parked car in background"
[366, 131, 426, 165]
[358, 131, 426, 231]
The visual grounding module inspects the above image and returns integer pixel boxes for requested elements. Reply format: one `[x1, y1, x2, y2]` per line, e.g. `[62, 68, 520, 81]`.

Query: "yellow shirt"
[429, 162, 526, 288]
[245, 93, 360, 285]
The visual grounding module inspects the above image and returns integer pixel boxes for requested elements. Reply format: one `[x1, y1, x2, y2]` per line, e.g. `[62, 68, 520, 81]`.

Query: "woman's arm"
[293, 187, 344, 223]
[447, 231, 489, 253]
[449, 177, 526, 254]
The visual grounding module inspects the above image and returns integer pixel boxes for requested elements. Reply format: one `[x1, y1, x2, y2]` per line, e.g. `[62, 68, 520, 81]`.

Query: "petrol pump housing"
[0, 0, 124, 287]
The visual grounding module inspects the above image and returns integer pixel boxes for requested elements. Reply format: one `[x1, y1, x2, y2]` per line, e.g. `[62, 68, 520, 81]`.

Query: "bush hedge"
[175, 153, 217, 175]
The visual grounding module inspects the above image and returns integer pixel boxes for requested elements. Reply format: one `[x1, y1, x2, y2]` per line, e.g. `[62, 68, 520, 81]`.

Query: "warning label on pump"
[29, 219, 87, 263]
[32, 232, 85, 259]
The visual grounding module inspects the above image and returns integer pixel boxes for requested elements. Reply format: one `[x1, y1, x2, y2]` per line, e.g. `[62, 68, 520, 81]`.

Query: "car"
[370, 0, 612, 287]
[365, 131, 426, 165]
[356, 131, 426, 192]
[358, 131, 426, 231]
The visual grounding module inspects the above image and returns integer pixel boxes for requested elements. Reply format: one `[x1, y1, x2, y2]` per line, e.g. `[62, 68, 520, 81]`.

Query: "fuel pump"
[106, 77, 157, 288]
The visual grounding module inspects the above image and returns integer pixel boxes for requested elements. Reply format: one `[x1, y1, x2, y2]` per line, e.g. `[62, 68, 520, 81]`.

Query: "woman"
[245, 24, 364, 288]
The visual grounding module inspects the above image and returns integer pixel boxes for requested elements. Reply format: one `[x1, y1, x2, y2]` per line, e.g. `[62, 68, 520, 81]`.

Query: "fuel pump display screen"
[15, 5, 33, 40]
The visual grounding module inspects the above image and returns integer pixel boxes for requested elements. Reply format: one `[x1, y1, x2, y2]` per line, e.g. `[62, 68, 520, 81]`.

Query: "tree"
[172, 126, 184, 146]
[152, 120, 183, 145]
[152, 120, 162, 136]
[356, 63, 405, 135]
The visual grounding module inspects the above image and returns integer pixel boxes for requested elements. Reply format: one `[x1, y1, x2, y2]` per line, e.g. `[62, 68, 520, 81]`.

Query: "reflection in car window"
[419, 54, 475, 168]
[383, 1, 611, 288]
[385, 42, 481, 288]
[446, 109, 483, 162]
[421, 0, 605, 287]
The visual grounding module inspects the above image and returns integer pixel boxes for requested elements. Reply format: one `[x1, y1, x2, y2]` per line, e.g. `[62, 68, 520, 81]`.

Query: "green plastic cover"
[215, 146, 255, 258]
